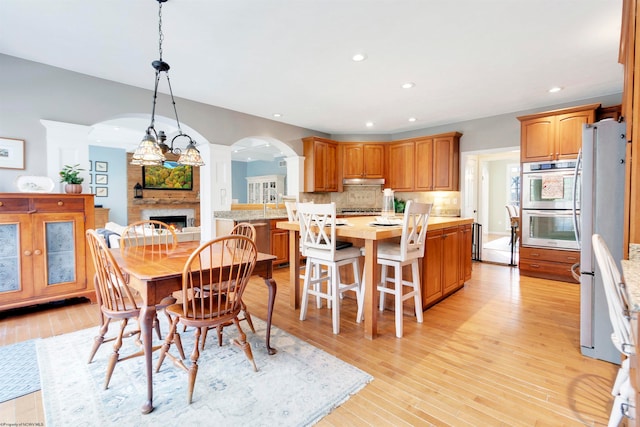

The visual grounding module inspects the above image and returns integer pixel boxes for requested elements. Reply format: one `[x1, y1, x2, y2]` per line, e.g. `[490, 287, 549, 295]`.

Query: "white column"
[199, 144, 232, 240]
[285, 155, 305, 197]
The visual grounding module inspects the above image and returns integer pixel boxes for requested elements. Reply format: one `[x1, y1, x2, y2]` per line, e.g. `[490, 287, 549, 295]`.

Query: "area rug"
[0, 339, 40, 403]
[37, 317, 372, 426]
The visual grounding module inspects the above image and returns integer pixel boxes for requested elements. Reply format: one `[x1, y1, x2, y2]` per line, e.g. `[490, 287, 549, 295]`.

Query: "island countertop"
[621, 259, 640, 312]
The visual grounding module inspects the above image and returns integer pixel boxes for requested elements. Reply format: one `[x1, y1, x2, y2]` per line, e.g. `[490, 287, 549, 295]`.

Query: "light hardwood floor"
[0, 262, 619, 426]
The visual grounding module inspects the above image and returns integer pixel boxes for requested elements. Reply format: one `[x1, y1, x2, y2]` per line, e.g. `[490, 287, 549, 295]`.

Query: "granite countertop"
[214, 208, 463, 222]
[622, 259, 640, 312]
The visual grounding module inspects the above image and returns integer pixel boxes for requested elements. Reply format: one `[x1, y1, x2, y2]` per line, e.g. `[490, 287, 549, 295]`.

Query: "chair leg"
[88, 319, 110, 364]
[105, 318, 128, 389]
[187, 326, 203, 405]
[379, 264, 388, 311]
[240, 300, 255, 333]
[300, 262, 313, 321]
[153, 313, 162, 340]
[412, 260, 424, 323]
[331, 265, 340, 334]
[394, 265, 404, 338]
[353, 258, 364, 323]
[232, 318, 258, 372]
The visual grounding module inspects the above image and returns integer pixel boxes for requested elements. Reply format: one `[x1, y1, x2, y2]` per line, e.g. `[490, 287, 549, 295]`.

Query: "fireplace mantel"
[132, 199, 200, 205]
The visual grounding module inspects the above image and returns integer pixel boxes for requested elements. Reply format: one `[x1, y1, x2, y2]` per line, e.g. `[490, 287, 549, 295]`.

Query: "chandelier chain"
[158, 2, 164, 62]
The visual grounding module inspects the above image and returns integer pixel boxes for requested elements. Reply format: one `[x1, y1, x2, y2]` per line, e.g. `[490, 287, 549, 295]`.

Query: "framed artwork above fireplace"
[142, 162, 193, 190]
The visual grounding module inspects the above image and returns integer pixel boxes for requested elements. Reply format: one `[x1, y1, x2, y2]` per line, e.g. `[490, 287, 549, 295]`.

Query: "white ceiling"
[0, 0, 624, 162]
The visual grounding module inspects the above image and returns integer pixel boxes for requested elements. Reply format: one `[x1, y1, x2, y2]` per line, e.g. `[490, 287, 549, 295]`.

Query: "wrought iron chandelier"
[131, 0, 205, 167]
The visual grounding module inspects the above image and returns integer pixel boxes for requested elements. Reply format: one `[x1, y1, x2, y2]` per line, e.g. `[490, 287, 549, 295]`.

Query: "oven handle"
[572, 150, 582, 248]
[523, 209, 577, 218]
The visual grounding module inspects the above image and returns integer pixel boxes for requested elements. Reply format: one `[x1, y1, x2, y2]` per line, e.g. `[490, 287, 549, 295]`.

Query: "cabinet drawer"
[519, 246, 579, 264]
[519, 258, 578, 282]
[0, 198, 30, 212]
[33, 197, 85, 212]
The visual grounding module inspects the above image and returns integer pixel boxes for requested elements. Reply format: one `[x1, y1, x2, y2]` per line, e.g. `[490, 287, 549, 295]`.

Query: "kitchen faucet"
[263, 188, 279, 217]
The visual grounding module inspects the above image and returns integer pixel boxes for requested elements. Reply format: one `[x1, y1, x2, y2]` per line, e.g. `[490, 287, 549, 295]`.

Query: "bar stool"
[297, 202, 364, 334]
[376, 201, 432, 338]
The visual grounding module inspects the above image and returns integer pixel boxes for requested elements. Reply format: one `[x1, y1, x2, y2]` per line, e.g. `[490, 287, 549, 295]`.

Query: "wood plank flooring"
[0, 262, 619, 426]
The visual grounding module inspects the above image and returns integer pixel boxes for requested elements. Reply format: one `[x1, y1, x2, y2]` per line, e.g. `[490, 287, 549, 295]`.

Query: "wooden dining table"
[276, 215, 472, 340]
[110, 240, 278, 414]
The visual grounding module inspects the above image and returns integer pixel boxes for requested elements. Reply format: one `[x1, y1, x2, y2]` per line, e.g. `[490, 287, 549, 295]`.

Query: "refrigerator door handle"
[572, 149, 582, 248]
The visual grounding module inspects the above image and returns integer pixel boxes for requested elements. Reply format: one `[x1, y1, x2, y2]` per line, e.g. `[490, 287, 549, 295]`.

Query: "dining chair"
[297, 202, 364, 334]
[121, 219, 179, 340]
[200, 222, 257, 349]
[592, 234, 636, 426]
[285, 200, 312, 283]
[155, 234, 259, 404]
[375, 200, 432, 338]
[85, 229, 184, 389]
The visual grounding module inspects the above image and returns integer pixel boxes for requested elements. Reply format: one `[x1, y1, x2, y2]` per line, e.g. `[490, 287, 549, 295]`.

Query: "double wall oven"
[521, 160, 580, 250]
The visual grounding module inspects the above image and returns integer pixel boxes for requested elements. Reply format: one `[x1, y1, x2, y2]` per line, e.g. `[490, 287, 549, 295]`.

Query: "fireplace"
[149, 215, 188, 229]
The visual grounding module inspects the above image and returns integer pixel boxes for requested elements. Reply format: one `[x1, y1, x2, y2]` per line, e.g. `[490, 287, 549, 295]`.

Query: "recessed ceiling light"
[549, 86, 563, 93]
[408, 117, 417, 122]
[365, 121, 374, 127]
[402, 82, 415, 89]
[273, 113, 282, 118]
[352, 53, 367, 62]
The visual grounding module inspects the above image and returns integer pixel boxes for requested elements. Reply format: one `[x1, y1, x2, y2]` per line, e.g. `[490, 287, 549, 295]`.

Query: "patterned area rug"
[37, 317, 372, 426]
[0, 340, 40, 403]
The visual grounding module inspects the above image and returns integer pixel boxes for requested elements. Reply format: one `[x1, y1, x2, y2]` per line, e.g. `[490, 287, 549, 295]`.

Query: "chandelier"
[131, 0, 205, 167]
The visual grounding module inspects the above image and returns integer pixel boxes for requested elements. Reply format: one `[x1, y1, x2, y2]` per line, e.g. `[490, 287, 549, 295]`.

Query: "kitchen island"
[276, 215, 474, 339]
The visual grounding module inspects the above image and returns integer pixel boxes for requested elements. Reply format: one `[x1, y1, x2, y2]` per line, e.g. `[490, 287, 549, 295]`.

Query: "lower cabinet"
[422, 224, 470, 309]
[270, 219, 289, 267]
[519, 246, 580, 283]
[0, 194, 96, 310]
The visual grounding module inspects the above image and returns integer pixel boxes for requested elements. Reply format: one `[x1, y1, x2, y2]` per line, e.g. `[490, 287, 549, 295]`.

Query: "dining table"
[109, 240, 278, 414]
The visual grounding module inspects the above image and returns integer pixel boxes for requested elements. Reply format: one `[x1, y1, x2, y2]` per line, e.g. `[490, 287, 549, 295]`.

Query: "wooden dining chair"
[297, 202, 364, 334]
[121, 220, 179, 340]
[85, 229, 169, 389]
[155, 234, 259, 404]
[200, 222, 257, 348]
[375, 201, 432, 338]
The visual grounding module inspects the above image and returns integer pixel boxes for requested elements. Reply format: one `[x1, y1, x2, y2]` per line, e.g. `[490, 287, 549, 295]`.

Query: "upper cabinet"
[517, 104, 599, 163]
[303, 137, 339, 192]
[387, 141, 415, 191]
[342, 143, 385, 179]
[415, 133, 461, 191]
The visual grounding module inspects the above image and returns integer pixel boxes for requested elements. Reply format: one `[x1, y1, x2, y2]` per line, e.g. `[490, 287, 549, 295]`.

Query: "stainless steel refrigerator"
[576, 119, 627, 364]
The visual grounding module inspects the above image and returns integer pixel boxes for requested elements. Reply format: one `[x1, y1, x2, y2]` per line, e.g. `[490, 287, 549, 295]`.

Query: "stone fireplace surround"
[143, 209, 195, 228]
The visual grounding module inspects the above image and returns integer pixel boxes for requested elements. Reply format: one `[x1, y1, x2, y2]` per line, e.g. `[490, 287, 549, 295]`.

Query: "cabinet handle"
[566, 256, 577, 261]
[531, 253, 540, 257]
[0, 201, 3, 207]
[24, 250, 32, 256]
[531, 264, 540, 268]
[57, 201, 64, 206]
[34, 249, 42, 255]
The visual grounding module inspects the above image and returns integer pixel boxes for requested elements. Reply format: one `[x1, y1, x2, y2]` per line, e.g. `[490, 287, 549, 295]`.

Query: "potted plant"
[59, 164, 84, 194]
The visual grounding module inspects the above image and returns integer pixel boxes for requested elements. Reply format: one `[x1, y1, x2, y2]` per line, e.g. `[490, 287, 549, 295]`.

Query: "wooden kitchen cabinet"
[415, 132, 462, 191]
[422, 226, 462, 308]
[303, 136, 339, 192]
[518, 246, 580, 283]
[342, 143, 385, 179]
[0, 193, 96, 310]
[518, 104, 599, 163]
[459, 223, 472, 283]
[270, 219, 289, 267]
[387, 141, 415, 191]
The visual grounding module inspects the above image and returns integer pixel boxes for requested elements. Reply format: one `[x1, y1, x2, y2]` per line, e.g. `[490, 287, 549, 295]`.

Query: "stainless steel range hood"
[342, 178, 385, 185]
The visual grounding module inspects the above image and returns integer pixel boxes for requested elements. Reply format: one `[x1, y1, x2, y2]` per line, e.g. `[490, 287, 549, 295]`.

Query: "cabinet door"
[433, 136, 459, 190]
[0, 214, 35, 304]
[521, 116, 555, 162]
[442, 226, 460, 295]
[325, 142, 339, 191]
[387, 141, 415, 190]
[270, 228, 289, 266]
[343, 144, 364, 179]
[422, 229, 443, 308]
[459, 224, 472, 283]
[415, 138, 434, 190]
[556, 110, 594, 159]
[32, 212, 88, 296]
[363, 144, 385, 178]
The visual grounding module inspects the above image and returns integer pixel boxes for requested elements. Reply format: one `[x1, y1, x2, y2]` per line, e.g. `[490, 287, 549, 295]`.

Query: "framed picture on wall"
[95, 161, 108, 172]
[142, 162, 193, 190]
[0, 137, 25, 169]
[95, 174, 108, 185]
[96, 187, 108, 197]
